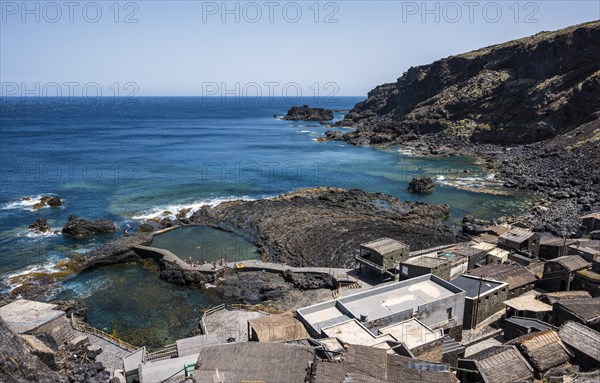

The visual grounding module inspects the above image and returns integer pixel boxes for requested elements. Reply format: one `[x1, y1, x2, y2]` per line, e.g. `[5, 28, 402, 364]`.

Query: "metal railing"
[147, 343, 178, 362]
[70, 316, 137, 352]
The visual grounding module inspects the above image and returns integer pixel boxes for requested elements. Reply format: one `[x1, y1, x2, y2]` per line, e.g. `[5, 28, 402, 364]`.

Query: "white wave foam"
[1, 195, 60, 212]
[23, 229, 59, 239]
[2, 262, 61, 292]
[300, 130, 311, 133]
[131, 197, 254, 221]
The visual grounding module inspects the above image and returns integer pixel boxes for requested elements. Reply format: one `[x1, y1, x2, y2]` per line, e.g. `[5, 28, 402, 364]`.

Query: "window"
[447, 308, 453, 320]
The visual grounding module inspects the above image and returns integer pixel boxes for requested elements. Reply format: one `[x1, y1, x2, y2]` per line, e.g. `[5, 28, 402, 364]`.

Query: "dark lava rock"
[47, 196, 62, 207]
[283, 105, 334, 121]
[324, 130, 343, 140]
[219, 272, 293, 304]
[283, 270, 336, 290]
[61, 215, 117, 238]
[79, 232, 152, 270]
[0, 318, 62, 383]
[407, 177, 435, 194]
[28, 218, 51, 233]
[190, 187, 457, 268]
[136, 222, 158, 233]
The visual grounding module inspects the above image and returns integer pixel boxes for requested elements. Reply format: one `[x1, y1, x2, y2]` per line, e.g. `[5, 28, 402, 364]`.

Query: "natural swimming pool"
[149, 226, 260, 263]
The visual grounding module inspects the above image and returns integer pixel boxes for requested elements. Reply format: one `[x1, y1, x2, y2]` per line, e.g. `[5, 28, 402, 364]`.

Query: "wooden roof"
[191, 342, 314, 382]
[559, 321, 600, 362]
[311, 344, 457, 383]
[554, 297, 600, 323]
[511, 330, 571, 373]
[247, 311, 309, 342]
[548, 255, 591, 271]
[466, 264, 536, 290]
[361, 238, 408, 255]
[471, 346, 534, 383]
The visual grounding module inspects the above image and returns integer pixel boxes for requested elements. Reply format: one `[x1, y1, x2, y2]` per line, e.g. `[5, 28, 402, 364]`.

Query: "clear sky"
[1, 0, 599, 97]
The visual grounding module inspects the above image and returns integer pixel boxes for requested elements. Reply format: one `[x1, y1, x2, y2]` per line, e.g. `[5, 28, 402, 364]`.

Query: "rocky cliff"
[335, 21, 600, 146]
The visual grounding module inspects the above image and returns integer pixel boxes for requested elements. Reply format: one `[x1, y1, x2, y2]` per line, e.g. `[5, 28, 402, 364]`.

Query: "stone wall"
[463, 286, 508, 329]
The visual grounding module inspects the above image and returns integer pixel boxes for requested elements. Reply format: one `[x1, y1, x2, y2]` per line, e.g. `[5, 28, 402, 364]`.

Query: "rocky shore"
[322, 21, 600, 234]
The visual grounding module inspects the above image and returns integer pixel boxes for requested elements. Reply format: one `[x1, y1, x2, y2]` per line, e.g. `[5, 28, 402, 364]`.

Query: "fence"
[70, 316, 137, 352]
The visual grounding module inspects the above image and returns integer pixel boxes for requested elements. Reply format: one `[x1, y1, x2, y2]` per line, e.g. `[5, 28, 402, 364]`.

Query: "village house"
[539, 255, 591, 292]
[355, 238, 410, 281]
[247, 311, 309, 342]
[377, 318, 444, 362]
[401, 244, 470, 280]
[581, 213, 600, 233]
[568, 240, 600, 269]
[309, 343, 459, 383]
[465, 263, 537, 299]
[539, 235, 576, 260]
[552, 297, 600, 331]
[498, 227, 540, 258]
[574, 269, 600, 296]
[296, 274, 466, 341]
[457, 345, 534, 383]
[539, 290, 592, 305]
[507, 330, 572, 378]
[503, 316, 556, 340]
[449, 275, 508, 329]
[503, 294, 553, 321]
[558, 321, 600, 371]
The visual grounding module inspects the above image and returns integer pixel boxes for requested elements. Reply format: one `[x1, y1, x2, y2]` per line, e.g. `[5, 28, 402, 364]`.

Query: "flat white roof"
[339, 279, 456, 321]
[378, 318, 442, 349]
[322, 319, 396, 348]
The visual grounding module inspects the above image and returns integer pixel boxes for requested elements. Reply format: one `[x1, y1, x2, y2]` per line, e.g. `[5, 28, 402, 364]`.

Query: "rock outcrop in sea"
[407, 177, 435, 194]
[61, 215, 117, 238]
[283, 105, 334, 121]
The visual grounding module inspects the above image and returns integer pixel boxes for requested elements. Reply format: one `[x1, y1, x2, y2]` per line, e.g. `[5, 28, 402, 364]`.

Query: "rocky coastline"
[321, 21, 600, 235]
[282, 105, 334, 121]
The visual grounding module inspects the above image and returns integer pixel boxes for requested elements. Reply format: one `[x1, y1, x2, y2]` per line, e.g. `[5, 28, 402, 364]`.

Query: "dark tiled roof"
[312, 344, 457, 383]
[512, 330, 571, 373]
[555, 297, 600, 323]
[559, 321, 600, 362]
[505, 317, 555, 332]
[539, 291, 592, 305]
[549, 255, 591, 271]
[469, 346, 534, 383]
[466, 264, 536, 290]
[449, 275, 505, 298]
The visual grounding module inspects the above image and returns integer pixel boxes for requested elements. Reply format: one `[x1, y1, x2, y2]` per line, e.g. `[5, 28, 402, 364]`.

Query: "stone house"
[558, 321, 600, 371]
[465, 263, 536, 299]
[457, 346, 534, 383]
[508, 330, 572, 378]
[498, 227, 540, 257]
[400, 256, 452, 281]
[552, 297, 600, 331]
[539, 255, 591, 292]
[504, 317, 555, 341]
[449, 275, 508, 329]
[581, 213, 600, 233]
[504, 295, 553, 321]
[356, 238, 410, 281]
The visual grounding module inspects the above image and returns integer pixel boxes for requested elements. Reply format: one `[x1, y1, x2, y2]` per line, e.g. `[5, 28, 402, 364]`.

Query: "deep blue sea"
[0, 97, 531, 347]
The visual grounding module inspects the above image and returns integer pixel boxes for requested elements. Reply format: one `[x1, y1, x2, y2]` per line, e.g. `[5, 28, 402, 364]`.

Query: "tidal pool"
[150, 226, 260, 263]
[56, 262, 223, 350]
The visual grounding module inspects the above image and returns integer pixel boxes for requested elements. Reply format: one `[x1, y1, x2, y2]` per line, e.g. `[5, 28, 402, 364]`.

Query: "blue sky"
[1, 1, 599, 96]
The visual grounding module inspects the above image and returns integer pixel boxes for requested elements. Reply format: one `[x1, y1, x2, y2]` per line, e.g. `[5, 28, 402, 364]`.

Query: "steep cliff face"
[337, 21, 600, 145]
[0, 319, 62, 383]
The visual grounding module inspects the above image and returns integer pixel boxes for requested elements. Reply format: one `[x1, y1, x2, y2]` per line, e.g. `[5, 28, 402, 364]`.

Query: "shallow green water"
[150, 226, 260, 263]
[56, 262, 222, 350]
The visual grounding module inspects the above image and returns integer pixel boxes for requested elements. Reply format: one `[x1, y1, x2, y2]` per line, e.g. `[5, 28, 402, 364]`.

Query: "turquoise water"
[56, 262, 222, 350]
[0, 97, 532, 347]
[150, 226, 260, 263]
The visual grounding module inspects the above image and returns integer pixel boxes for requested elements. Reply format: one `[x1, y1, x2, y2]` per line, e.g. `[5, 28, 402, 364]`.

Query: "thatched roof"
[247, 311, 309, 342]
[468, 346, 534, 383]
[191, 342, 314, 382]
[559, 321, 600, 362]
[510, 330, 572, 373]
[311, 344, 457, 383]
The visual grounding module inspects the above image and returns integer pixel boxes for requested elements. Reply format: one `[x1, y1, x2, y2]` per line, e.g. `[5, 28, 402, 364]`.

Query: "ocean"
[0, 97, 531, 347]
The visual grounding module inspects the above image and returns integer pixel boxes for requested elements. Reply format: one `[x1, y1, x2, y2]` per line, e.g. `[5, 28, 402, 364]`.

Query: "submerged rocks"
[283, 105, 334, 121]
[31, 195, 62, 210]
[61, 215, 117, 238]
[28, 218, 51, 233]
[407, 177, 435, 194]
